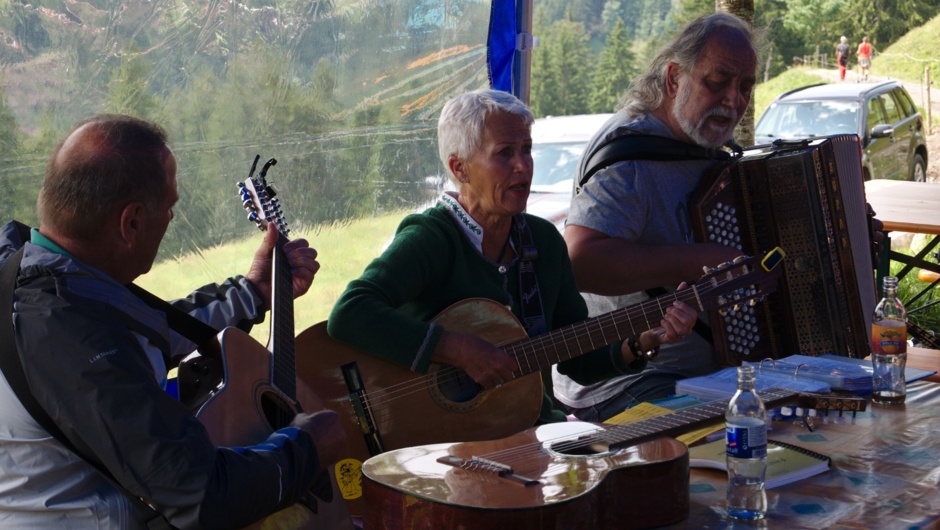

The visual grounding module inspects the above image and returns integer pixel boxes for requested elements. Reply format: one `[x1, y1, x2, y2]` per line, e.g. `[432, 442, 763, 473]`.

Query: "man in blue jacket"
[0, 114, 345, 529]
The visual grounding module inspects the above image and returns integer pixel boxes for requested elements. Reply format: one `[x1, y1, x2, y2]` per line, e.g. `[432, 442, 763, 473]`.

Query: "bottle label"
[726, 423, 767, 459]
[872, 322, 907, 355]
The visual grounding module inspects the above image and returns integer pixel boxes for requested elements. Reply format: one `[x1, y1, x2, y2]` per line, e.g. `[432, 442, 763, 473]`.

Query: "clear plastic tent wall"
[1, 0, 518, 335]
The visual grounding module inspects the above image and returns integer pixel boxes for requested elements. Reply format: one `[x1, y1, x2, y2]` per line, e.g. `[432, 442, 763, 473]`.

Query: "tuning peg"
[703, 266, 716, 274]
[732, 255, 747, 264]
[247, 211, 260, 224]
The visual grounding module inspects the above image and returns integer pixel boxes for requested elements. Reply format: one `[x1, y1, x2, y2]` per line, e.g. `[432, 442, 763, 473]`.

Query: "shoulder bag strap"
[0, 249, 176, 530]
[511, 215, 546, 336]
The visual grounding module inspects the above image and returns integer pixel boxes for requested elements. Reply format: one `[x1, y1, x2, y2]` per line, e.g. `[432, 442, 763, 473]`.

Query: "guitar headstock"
[237, 155, 290, 237]
[793, 392, 868, 413]
[759, 388, 868, 414]
[695, 248, 785, 314]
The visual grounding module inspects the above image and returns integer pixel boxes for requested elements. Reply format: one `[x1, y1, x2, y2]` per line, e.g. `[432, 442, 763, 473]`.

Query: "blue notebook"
[675, 366, 831, 402]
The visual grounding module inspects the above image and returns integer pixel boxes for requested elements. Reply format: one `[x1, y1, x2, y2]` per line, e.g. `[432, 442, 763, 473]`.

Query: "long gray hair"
[621, 12, 761, 118]
[437, 89, 533, 185]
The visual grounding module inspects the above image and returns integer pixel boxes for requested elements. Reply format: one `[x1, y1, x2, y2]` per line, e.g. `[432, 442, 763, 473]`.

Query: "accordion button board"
[691, 135, 878, 366]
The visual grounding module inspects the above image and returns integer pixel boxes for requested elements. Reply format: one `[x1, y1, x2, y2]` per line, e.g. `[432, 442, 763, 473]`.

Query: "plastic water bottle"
[725, 365, 767, 520]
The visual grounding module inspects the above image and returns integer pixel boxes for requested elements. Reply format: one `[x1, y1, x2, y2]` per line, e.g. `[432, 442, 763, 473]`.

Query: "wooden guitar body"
[296, 299, 544, 514]
[186, 327, 353, 530]
[296, 257, 783, 517]
[355, 387, 866, 529]
[360, 422, 690, 529]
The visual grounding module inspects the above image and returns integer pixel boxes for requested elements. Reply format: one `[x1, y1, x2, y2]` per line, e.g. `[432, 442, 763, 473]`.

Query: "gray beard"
[672, 80, 737, 149]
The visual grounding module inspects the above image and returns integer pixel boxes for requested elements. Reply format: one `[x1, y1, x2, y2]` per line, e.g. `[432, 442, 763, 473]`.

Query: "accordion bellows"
[691, 135, 877, 366]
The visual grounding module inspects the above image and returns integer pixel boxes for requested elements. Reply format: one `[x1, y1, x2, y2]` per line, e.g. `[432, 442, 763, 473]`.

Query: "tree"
[590, 19, 636, 113]
[781, 0, 847, 61]
[531, 9, 594, 117]
[717, 0, 757, 147]
[105, 43, 159, 120]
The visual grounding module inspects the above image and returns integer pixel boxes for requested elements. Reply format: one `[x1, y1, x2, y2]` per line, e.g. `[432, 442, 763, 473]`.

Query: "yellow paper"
[604, 402, 725, 445]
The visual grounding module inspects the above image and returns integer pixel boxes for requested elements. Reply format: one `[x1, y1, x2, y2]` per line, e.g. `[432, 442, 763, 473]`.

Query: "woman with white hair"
[327, 89, 696, 425]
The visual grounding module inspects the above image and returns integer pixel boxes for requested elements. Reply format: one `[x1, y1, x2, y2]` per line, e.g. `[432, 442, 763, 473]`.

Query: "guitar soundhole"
[550, 440, 610, 457]
[436, 367, 483, 403]
[260, 391, 296, 431]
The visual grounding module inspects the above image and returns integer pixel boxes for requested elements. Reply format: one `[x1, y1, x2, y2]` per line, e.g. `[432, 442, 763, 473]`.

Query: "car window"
[531, 142, 586, 191]
[867, 96, 887, 133]
[756, 100, 858, 138]
[893, 88, 916, 117]
[880, 92, 903, 124]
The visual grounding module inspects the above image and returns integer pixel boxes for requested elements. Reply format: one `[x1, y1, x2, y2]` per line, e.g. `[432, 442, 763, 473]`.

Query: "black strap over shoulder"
[577, 131, 736, 193]
[0, 248, 177, 530]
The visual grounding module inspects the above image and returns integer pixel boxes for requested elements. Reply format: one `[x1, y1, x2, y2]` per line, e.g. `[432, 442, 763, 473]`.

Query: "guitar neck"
[595, 388, 798, 449]
[269, 235, 296, 399]
[503, 287, 703, 377]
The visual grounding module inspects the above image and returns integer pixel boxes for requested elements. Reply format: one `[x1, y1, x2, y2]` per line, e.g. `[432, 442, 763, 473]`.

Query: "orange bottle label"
[872, 323, 907, 355]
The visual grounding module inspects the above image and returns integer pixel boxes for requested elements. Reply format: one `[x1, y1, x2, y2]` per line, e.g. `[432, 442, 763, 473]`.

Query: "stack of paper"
[675, 366, 831, 402]
[743, 355, 872, 391]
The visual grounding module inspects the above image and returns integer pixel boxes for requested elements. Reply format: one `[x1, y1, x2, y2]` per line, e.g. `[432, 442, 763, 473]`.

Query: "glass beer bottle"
[871, 276, 907, 405]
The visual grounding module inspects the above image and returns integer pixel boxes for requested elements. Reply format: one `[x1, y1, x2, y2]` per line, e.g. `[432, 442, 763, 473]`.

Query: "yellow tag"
[335, 458, 363, 500]
[604, 402, 672, 424]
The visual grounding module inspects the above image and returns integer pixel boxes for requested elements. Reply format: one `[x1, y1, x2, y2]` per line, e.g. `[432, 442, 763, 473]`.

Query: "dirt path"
[807, 68, 940, 183]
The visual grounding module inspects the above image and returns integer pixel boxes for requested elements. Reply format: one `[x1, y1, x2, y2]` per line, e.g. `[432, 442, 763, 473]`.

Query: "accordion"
[690, 135, 878, 366]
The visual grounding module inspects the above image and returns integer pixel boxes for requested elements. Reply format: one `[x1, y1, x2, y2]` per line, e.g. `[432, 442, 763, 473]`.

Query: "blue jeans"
[568, 373, 686, 423]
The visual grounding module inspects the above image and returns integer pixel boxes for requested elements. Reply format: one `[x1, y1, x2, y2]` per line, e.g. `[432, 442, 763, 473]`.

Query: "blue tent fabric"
[487, 0, 516, 92]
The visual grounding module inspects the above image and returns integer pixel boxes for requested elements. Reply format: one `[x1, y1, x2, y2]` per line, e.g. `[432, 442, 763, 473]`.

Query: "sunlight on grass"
[136, 210, 409, 345]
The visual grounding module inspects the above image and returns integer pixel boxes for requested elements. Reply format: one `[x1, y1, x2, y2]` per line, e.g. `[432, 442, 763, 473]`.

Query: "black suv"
[755, 81, 928, 181]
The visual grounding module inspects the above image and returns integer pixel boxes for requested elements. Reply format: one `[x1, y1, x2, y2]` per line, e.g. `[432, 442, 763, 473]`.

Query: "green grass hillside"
[754, 69, 828, 120]
[137, 211, 408, 345]
[871, 12, 940, 86]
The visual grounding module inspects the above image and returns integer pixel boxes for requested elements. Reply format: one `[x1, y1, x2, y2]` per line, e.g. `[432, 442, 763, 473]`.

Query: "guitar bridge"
[437, 455, 538, 487]
[341, 362, 385, 456]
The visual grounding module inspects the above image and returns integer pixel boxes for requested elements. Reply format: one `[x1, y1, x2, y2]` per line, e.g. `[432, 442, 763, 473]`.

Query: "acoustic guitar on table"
[296, 248, 787, 516]
[359, 389, 866, 529]
[177, 156, 353, 530]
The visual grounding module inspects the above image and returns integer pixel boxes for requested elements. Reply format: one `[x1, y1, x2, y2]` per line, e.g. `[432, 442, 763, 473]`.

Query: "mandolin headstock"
[237, 155, 290, 238]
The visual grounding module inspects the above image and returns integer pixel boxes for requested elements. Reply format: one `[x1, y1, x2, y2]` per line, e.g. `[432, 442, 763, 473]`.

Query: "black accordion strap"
[578, 132, 735, 193]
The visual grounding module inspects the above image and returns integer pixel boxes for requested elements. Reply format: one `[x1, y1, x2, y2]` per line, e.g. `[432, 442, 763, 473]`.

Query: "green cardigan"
[328, 203, 645, 423]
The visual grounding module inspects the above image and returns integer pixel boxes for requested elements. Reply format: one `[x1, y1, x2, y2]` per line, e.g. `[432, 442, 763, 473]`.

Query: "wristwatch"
[628, 335, 660, 361]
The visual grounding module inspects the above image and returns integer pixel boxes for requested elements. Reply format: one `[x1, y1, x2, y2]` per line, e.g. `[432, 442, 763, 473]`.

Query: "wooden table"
[865, 180, 940, 309]
[665, 380, 940, 529]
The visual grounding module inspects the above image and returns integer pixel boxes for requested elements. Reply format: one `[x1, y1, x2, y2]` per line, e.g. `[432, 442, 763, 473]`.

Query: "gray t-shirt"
[552, 111, 721, 408]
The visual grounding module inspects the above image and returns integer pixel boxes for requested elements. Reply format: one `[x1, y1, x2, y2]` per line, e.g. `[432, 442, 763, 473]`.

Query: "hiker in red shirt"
[857, 36, 873, 81]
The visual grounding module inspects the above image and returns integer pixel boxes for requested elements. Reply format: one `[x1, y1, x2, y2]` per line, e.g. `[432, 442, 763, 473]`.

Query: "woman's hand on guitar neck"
[245, 222, 321, 310]
[432, 331, 519, 389]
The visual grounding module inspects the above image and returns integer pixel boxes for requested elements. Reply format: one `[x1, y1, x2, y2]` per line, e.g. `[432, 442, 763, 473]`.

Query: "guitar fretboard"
[567, 388, 795, 450]
[500, 286, 705, 377]
[270, 235, 296, 400]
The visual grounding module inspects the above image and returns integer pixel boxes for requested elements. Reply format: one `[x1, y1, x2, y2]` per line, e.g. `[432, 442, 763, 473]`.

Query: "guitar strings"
[354, 275, 751, 416]
[351, 272, 759, 422]
[443, 389, 797, 471]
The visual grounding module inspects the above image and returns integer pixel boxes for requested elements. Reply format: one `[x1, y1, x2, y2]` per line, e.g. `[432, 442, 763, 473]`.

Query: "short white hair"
[437, 89, 533, 185]
[841, 36, 847, 43]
